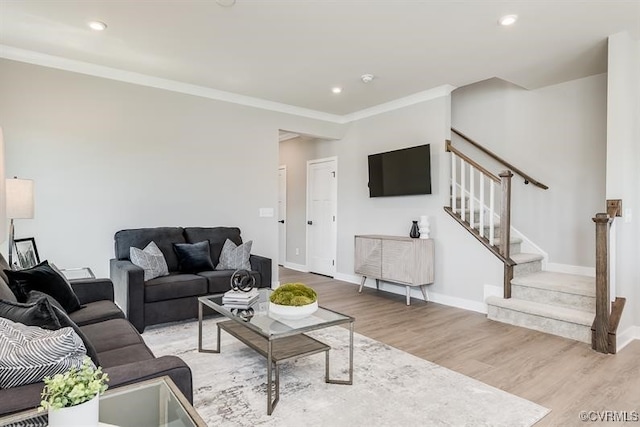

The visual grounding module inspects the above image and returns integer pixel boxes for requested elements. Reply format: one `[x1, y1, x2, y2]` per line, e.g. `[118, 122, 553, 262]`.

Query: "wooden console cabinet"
[354, 235, 434, 305]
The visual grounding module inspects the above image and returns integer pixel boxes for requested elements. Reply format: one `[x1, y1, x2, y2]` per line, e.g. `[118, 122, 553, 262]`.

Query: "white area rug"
[143, 319, 549, 427]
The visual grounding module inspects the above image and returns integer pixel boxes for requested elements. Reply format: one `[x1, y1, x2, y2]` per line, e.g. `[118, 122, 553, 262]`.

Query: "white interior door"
[307, 157, 337, 276]
[278, 166, 287, 266]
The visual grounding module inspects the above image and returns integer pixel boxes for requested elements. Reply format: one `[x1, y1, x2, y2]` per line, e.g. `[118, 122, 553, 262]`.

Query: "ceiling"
[1, 1, 639, 116]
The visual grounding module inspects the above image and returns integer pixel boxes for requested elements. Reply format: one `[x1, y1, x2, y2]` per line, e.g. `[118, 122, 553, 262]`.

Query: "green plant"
[270, 283, 317, 306]
[39, 357, 109, 411]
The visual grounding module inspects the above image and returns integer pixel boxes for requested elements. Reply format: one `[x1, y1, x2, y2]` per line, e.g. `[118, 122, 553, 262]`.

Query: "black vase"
[409, 221, 420, 238]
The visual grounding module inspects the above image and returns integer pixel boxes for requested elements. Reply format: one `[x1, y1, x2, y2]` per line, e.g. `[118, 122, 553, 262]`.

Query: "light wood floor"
[280, 267, 640, 426]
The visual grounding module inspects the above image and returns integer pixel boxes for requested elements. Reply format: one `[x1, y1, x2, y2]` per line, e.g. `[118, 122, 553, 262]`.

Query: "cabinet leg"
[358, 276, 366, 293]
[406, 286, 411, 306]
[420, 285, 429, 302]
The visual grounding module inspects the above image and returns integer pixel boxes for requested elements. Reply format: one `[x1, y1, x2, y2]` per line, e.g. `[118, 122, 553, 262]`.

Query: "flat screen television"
[368, 144, 432, 197]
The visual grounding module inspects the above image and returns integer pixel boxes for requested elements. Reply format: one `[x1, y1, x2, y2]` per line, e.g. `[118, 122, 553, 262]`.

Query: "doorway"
[278, 166, 287, 266]
[306, 157, 337, 277]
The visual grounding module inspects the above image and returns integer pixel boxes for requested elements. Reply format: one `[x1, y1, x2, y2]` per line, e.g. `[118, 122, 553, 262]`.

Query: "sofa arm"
[104, 356, 193, 404]
[110, 259, 145, 333]
[250, 254, 272, 288]
[71, 278, 115, 305]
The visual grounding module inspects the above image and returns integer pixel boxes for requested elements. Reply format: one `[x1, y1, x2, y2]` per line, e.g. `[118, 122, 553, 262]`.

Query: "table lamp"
[6, 177, 34, 269]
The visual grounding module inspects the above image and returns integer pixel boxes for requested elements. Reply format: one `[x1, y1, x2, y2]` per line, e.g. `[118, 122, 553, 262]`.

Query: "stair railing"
[451, 128, 549, 190]
[591, 211, 626, 354]
[445, 140, 515, 298]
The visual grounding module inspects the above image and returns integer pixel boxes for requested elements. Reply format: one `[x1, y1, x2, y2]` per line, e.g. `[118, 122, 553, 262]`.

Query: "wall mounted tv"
[368, 144, 432, 197]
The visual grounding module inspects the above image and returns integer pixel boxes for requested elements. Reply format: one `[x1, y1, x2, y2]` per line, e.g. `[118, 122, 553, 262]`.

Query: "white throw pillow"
[0, 317, 88, 388]
[215, 239, 252, 271]
[130, 241, 169, 281]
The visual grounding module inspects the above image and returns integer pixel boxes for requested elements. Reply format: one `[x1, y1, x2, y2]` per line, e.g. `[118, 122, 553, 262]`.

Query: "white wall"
[605, 32, 640, 335]
[451, 75, 608, 268]
[0, 59, 345, 282]
[314, 97, 503, 308]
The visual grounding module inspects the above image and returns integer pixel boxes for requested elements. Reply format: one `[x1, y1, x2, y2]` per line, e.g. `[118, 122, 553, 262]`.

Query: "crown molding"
[1, 45, 455, 124]
[343, 84, 456, 122]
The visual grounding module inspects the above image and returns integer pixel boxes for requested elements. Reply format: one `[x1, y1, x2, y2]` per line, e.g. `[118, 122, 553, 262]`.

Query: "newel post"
[592, 213, 611, 353]
[499, 170, 514, 298]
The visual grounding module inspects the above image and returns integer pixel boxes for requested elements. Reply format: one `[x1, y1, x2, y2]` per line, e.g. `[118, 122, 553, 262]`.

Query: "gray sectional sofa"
[110, 226, 272, 332]
[0, 268, 192, 416]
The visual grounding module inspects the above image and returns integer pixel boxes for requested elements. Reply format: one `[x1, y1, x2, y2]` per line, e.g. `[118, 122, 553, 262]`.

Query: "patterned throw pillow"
[215, 239, 252, 271]
[130, 241, 169, 281]
[0, 317, 88, 388]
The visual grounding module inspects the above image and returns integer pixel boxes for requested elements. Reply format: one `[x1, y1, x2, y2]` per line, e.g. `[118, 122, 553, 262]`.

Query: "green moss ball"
[270, 283, 317, 306]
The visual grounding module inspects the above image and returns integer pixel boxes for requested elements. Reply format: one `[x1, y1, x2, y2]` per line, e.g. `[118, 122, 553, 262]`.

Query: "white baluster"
[460, 158, 466, 222]
[479, 174, 485, 238]
[489, 182, 495, 246]
[451, 153, 457, 213]
[469, 165, 475, 230]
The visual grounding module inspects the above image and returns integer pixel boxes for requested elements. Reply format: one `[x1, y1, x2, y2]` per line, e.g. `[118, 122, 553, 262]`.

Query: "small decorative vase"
[418, 215, 430, 239]
[48, 394, 99, 427]
[409, 221, 420, 238]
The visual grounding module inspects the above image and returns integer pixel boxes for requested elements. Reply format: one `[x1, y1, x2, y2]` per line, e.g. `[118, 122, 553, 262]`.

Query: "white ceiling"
[1, 1, 639, 116]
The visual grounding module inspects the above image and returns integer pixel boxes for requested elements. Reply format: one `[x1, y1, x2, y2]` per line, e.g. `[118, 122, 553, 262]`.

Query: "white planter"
[48, 394, 99, 427]
[269, 301, 318, 320]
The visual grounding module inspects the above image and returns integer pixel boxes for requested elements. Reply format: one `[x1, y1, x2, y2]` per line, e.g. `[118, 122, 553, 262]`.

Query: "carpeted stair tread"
[511, 253, 544, 264]
[512, 271, 595, 297]
[486, 296, 593, 326]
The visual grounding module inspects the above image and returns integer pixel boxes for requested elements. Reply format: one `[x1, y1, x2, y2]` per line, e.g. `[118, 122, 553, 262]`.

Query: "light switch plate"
[259, 208, 274, 217]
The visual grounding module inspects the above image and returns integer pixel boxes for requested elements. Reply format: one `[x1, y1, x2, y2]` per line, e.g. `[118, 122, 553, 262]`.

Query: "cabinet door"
[354, 237, 381, 277]
[381, 240, 414, 284]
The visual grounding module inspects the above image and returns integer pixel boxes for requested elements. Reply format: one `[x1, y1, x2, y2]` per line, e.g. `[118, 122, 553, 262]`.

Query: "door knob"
[278, 220, 285, 224]
[307, 220, 313, 225]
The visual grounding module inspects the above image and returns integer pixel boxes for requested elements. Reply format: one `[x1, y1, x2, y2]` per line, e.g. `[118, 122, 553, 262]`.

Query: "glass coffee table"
[198, 289, 355, 415]
[0, 376, 205, 427]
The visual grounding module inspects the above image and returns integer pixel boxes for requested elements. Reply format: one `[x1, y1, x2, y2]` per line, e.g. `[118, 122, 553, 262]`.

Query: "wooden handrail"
[451, 128, 549, 190]
[446, 140, 500, 183]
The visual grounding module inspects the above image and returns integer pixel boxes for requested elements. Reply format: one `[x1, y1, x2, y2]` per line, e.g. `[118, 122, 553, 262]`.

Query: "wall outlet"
[259, 208, 274, 217]
[295, 248, 300, 255]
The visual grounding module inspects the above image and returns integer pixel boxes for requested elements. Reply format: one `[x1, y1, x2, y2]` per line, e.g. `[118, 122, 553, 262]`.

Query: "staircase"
[487, 268, 595, 344]
[445, 130, 603, 347]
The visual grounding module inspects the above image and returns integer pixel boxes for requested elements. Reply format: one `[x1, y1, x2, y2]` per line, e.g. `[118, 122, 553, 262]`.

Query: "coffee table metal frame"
[198, 291, 354, 415]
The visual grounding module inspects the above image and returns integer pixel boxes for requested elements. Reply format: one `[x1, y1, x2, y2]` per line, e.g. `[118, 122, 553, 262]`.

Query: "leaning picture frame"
[13, 238, 40, 270]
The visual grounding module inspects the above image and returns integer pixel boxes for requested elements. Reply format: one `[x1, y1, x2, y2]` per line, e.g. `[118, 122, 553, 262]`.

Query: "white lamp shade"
[6, 178, 34, 219]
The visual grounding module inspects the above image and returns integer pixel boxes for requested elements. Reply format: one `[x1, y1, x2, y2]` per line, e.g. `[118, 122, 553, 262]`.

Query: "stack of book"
[222, 288, 259, 309]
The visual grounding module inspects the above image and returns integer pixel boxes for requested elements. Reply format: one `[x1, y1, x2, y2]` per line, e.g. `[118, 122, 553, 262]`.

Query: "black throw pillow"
[4, 261, 82, 313]
[27, 291, 100, 366]
[0, 297, 61, 330]
[173, 240, 214, 273]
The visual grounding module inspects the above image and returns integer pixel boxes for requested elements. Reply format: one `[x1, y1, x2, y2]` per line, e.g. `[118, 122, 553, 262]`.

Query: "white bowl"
[269, 301, 318, 320]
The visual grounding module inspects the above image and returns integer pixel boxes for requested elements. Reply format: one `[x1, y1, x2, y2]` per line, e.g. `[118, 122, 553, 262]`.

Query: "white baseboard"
[283, 262, 309, 272]
[616, 326, 640, 352]
[545, 263, 595, 277]
[334, 272, 486, 314]
[333, 272, 360, 285]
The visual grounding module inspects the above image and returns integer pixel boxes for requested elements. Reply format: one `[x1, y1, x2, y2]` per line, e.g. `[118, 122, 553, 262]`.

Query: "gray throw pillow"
[0, 317, 88, 388]
[130, 241, 169, 281]
[215, 239, 252, 271]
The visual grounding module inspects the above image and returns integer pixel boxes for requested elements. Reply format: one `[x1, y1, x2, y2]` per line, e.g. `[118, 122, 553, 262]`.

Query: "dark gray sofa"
[110, 226, 272, 333]
[0, 266, 193, 416]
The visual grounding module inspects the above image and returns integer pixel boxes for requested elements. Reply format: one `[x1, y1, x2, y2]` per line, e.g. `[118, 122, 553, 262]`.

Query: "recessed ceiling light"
[216, 0, 236, 6]
[498, 15, 518, 26]
[88, 21, 107, 31]
[332, 87, 343, 94]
